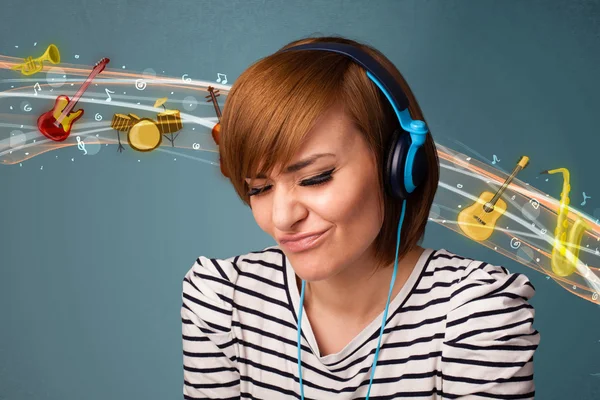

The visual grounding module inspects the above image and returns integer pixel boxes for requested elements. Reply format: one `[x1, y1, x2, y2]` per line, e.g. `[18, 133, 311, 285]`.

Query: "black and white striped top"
[181, 247, 540, 399]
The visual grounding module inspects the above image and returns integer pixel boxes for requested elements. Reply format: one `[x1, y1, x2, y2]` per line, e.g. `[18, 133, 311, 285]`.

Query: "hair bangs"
[220, 50, 350, 204]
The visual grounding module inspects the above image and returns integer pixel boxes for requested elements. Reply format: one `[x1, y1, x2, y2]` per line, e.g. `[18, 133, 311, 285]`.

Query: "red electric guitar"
[37, 57, 110, 141]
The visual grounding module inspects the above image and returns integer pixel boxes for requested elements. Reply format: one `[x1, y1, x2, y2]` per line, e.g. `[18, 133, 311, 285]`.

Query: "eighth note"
[105, 88, 115, 102]
[492, 154, 501, 164]
[216, 73, 227, 84]
[581, 191, 591, 206]
[33, 82, 41, 96]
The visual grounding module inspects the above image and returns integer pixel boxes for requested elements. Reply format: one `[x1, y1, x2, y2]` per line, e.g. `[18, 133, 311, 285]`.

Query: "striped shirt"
[181, 247, 540, 399]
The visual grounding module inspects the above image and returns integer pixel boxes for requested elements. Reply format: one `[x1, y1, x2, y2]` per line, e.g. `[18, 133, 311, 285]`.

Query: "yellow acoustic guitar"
[458, 156, 529, 241]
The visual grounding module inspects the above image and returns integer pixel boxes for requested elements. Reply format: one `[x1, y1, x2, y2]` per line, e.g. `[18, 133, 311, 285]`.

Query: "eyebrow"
[252, 153, 336, 179]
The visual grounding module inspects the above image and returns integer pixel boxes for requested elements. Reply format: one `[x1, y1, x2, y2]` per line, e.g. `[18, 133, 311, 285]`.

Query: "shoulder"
[181, 246, 285, 334]
[425, 248, 476, 275]
[443, 252, 539, 342]
[440, 250, 537, 314]
[181, 246, 285, 330]
[424, 249, 536, 309]
[183, 245, 285, 284]
[435, 249, 540, 398]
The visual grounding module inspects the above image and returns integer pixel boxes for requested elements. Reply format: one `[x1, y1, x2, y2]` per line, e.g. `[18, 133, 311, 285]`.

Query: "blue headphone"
[282, 42, 429, 200]
[281, 42, 430, 399]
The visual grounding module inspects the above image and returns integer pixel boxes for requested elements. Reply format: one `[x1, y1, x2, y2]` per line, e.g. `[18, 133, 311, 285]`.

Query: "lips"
[279, 229, 330, 253]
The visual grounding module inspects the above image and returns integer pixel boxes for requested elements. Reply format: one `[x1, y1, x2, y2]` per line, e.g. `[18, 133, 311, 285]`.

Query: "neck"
[298, 246, 425, 323]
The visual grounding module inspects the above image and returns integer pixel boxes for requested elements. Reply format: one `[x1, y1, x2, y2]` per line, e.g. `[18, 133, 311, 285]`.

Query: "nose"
[271, 185, 308, 231]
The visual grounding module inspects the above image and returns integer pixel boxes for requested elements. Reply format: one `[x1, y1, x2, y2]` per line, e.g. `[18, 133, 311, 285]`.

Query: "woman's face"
[246, 104, 385, 282]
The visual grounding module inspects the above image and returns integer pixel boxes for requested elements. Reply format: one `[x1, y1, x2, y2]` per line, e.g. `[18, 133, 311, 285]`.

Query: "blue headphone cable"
[297, 198, 407, 399]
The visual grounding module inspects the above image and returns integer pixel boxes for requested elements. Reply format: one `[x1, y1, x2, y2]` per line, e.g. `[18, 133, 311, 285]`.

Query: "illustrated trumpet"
[11, 44, 60, 76]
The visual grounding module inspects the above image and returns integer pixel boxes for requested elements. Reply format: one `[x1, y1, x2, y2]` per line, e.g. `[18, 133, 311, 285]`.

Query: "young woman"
[181, 35, 540, 399]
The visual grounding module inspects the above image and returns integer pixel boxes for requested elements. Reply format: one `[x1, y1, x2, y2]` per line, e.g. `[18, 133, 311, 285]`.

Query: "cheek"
[250, 201, 272, 233]
[310, 171, 383, 230]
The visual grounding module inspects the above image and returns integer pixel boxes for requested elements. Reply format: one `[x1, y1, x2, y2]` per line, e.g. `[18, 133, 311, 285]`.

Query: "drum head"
[128, 119, 162, 152]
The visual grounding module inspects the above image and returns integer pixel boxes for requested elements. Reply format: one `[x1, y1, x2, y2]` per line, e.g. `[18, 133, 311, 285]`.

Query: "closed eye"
[247, 168, 335, 197]
[299, 168, 335, 187]
[247, 184, 272, 197]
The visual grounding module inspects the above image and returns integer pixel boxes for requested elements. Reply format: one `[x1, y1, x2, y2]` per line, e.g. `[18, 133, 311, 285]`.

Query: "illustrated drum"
[110, 113, 132, 132]
[157, 110, 183, 134]
[128, 113, 141, 124]
[127, 119, 162, 152]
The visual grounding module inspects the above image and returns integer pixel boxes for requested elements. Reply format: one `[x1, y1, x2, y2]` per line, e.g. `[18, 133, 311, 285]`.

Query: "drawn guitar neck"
[485, 156, 530, 210]
[55, 59, 109, 126]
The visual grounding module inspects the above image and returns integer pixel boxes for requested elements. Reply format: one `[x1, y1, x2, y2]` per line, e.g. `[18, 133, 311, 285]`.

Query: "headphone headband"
[281, 42, 410, 112]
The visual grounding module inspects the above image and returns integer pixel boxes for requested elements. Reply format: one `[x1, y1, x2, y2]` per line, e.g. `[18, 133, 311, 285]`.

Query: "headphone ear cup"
[385, 129, 429, 199]
[410, 144, 428, 193]
[384, 129, 409, 199]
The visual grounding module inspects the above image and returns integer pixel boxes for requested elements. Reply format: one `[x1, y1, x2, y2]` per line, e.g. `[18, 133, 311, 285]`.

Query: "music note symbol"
[581, 192, 591, 206]
[76, 136, 87, 155]
[216, 73, 227, 84]
[529, 198, 540, 209]
[105, 88, 115, 102]
[492, 154, 501, 164]
[33, 82, 41, 96]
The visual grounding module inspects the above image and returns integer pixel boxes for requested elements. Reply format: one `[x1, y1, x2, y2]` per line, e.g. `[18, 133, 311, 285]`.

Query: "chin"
[285, 250, 341, 282]
[296, 268, 335, 283]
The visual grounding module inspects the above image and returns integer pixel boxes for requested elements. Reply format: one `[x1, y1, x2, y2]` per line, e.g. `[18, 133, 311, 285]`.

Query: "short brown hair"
[219, 34, 440, 269]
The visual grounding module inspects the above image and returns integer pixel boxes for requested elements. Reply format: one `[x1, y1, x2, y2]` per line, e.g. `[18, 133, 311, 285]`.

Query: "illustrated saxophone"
[541, 167, 589, 277]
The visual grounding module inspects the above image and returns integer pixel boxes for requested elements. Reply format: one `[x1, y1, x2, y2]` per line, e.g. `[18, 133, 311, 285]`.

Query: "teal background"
[1, 0, 599, 399]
